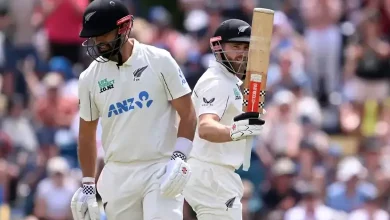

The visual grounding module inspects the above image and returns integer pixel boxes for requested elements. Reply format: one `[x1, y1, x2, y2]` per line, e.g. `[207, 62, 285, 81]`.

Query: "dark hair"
[6, 94, 24, 114]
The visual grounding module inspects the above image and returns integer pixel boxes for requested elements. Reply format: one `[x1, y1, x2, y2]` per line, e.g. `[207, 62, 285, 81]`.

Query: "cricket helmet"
[210, 19, 251, 79]
[80, 0, 134, 64]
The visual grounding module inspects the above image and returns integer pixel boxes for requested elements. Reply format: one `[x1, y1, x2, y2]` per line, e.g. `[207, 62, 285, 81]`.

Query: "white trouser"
[305, 25, 342, 94]
[96, 158, 184, 220]
[183, 158, 244, 220]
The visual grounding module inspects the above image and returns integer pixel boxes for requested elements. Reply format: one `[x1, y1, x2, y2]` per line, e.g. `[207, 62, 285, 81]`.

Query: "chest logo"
[233, 88, 242, 100]
[178, 68, 187, 85]
[133, 65, 148, 81]
[98, 78, 115, 93]
[108, 91, 153, 118]
[202, 97, 215, 106]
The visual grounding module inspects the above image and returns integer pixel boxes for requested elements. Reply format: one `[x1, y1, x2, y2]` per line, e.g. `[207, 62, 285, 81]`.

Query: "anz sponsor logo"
[108, 91, 153, 118]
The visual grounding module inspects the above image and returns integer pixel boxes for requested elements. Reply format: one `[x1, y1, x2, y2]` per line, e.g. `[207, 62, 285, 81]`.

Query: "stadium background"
[0, 0, 389, 219]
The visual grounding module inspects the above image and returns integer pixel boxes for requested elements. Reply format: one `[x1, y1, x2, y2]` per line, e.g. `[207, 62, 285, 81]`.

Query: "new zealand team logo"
[108, 91, 153, 118]
[225, 197, 236, 210]
[133, 65, 148, 81]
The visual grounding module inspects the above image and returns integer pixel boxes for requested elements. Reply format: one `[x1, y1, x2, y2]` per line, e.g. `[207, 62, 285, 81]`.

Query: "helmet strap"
[114, 22, 132, 67]
[220, 53, 235, 74]
[114, 33, 123, 67]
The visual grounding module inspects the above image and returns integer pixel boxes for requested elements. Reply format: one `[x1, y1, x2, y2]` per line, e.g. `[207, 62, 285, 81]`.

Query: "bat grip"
[243, 136, 253, 171]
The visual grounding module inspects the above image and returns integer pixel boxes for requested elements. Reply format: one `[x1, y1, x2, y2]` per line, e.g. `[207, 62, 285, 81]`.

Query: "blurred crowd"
[0, 0, 389, 219]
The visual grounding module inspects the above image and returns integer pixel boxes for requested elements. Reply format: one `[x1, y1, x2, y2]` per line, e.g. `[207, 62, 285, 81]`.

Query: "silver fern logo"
[225, 197, 236, 210]
[85, 11, 96, 22]
[238, 26, 250, 34]
[133, 65, 148, 81]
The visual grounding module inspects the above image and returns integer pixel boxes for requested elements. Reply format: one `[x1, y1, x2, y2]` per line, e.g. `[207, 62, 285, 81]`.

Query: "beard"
[96, 42, 120, 61]
[224, 54, 247, 75]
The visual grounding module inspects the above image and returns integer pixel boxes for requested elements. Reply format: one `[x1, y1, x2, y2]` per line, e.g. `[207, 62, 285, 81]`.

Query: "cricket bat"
[242, 8, 274, 171]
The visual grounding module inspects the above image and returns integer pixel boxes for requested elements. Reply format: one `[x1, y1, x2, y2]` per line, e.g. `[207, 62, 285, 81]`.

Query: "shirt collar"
[209, 59, 243, 86]
[122, 39, 139, 66]
[109, 39, 139, 66]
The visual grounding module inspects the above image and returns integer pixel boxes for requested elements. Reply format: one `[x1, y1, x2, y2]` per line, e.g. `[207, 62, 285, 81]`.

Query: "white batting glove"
[230, 112, 265, 141]
[71, 181, 100, 220]
[156, 152, 191, 198]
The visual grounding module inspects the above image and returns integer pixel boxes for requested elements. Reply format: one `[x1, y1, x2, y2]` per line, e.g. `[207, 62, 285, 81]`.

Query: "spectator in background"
[2, 94, 38, 153]
[285, 182, 344, 220]
[343, 11, 390, 137]
[33, 72, 78, 159]
[0, 0, 389, 219]
[242, 180, 255, 220]
[261, 158, 301, 219]
[0, 132, 12, 206]
[48, 56, 79, 98]
[34, 156, 77, 220]
[323, 144, 343, 186]
[149, 6, 192, 64]
[22, 55, 79, 100]
[326, 156, 377, 213]
[260, 90, 302, 160]
[1, 0, 43, 97]
[20, 152, 49, 217]
[301, 0, 343, 101]
[360, 137, 385, 183]
[280, 0, 305, 35]
[268, 49, 309, 96]
[363, 0, 390, 40]
[348, 192, 389, 220]
[297, 138, 325, 183]
[379, 0, 390, 40]
[34, 0, 88, 64]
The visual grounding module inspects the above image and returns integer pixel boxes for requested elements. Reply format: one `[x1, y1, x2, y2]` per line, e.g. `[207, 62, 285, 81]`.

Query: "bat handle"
[243, 136, 253, 171]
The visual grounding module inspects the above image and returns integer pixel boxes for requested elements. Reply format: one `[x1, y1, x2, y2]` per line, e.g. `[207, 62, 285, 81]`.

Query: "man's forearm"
[177, 114, 196, 141]
[175, 113, 196, 158]
[78, 135, 97, 180]
[198, 120, 232, 143]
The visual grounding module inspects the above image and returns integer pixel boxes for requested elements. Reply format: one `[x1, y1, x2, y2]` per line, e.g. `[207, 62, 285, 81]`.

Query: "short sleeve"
[194, 80, 231, 119]
[36, 179, 49, 198]
[78, 72, 99, 121]
[160, 52, 191, 100]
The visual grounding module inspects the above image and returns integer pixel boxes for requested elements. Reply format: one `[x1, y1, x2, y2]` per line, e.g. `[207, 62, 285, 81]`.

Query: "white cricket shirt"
[190, 60, 246, 169]
[78, 39, 191, 163]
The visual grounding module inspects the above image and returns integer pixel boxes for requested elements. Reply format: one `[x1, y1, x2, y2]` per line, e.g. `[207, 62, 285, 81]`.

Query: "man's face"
[222, 42, 249, 75]
[52, 172, 65, 186]
[280, 56, 292, 75]
[93, 29, 119, 59]
[47, 87, 59, 99]
[364, 150, 380, 169]
[274, 174, 293, 193]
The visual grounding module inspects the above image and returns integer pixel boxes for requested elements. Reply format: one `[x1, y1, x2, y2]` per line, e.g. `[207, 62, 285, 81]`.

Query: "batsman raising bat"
[71, 0, 197, 220]
[183, 11, 274, 220]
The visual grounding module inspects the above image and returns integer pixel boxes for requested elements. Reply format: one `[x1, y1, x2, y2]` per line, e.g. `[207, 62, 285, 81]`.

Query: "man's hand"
[71, 184, 100, 220]
[230, 112, 265, 141]
[156, 157, 191, 198]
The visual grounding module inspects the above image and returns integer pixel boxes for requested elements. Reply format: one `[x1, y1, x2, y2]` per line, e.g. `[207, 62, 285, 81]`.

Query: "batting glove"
[71, 181, 100, 220]
[156, 153, 191, 198]
[230, 112, 265, 141]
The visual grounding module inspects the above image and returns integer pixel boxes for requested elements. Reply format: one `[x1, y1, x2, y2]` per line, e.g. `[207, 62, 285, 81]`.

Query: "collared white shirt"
[190, 59, 246, 169]
[349, 208, 389, 220]
[78, 39, 191, 163]
[284, 204, 342, 220]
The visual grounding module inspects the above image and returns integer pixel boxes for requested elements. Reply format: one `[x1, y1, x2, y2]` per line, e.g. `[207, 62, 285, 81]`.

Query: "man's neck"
[118, 38, 134, 64]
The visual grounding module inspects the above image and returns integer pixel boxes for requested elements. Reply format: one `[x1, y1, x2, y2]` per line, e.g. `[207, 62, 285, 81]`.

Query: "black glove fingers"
[248, 118, 265, 125]
[233, 112, 260, 121]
